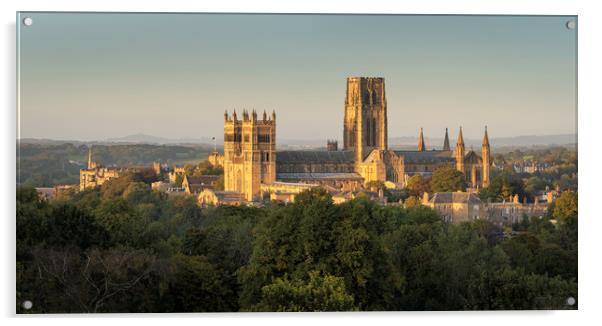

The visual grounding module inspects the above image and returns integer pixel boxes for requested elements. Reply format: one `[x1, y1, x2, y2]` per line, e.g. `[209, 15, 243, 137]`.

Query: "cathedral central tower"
[343, 77, 388, 163]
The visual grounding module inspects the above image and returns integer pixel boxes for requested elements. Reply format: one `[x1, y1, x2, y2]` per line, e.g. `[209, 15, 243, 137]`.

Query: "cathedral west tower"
[343, 77, 388, 164]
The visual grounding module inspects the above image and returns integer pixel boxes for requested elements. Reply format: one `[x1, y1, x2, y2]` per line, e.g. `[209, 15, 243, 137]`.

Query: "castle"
[79, 147, 159, 191]
[223, 77, 491, 202]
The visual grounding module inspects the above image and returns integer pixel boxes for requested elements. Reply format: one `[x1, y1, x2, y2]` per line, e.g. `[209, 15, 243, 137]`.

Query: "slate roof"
[429, 192, 482, 205]
[184, 175, 220, 185]
[276, 150, 355, 164]
[392, 150, 455, 164]
[464, 150, 483, 164]
[277, 172, 363, 180]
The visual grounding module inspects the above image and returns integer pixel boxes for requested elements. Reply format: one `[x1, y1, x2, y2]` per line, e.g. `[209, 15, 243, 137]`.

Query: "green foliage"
[479, 171, 528, 202]
[406, 175, 431, 196]
[404, 196, 421, 208]
[16, 181, 577, 312]
[553, 191, 577, 222]
[162, 254, 236, 312]
[254, 271, 356, 311]
[174, 174, 184, 187]
[17, 143, 213, 187]
[431, 166, 466, 193]
[365, 180, 385, 191]
[194, 160, 224, 176]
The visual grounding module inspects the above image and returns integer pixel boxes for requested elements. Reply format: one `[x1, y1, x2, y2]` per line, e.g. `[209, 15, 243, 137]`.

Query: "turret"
[443, 128, 450, 151]
[455, 127, 465, 174]
[418, 127, 426, 151]
[482, 126, 491, 188]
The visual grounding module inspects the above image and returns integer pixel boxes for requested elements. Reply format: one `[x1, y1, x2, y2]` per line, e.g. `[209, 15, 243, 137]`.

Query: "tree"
[239, 189, 401, 311]
[194, 160, 224, 176]
[479, 171, 528, 202]
[553, 191, 577, 222]
[28, 247, 156, 313]
[254, 271, 356, 311]
[162, 254, 236, 312]
[365, 180, 385, 192]
[406, 175, 431, 196]
[431, 166, 465, 193]
[174, 174, 184, 187]
[404, 196, 421, 208]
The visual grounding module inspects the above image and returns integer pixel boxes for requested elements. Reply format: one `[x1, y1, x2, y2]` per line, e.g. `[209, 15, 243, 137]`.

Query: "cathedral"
[223, 77, 491, 202]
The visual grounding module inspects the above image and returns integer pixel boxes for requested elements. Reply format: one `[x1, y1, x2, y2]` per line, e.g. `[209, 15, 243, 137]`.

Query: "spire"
[457, 127, 464, 146]
[418, 127, 426, 151]
[482, 126, 490, 147]
[443, 127, 450, 151]
[272, 110, 276, 121]
[263, 110, 267, 121]
[224, 110, 228, 121]
[87, 145, 92, 169]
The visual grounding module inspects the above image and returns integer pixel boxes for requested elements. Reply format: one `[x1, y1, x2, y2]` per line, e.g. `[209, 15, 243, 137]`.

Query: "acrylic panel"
[16, 12, 577, 313]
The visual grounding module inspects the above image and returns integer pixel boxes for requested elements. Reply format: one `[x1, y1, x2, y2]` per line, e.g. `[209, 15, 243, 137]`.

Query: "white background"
[1, 0, 600, 325]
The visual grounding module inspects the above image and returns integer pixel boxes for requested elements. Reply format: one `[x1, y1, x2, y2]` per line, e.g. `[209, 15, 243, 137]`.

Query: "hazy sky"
[18, 13, 577, 141]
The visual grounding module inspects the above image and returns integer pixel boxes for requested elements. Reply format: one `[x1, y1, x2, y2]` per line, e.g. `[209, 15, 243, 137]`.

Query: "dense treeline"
[17, 143, 213, 187]
[17, 180, 577, 313]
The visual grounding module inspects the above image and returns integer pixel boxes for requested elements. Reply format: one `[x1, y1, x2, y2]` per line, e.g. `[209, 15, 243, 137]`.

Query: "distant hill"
[105, 134, 216, 145]
[389, 134, 577, 149]
[19, 133, 576, 149]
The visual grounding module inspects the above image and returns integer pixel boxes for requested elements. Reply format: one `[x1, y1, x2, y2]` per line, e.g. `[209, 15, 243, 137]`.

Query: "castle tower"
[443, 128, 450, 151]
[223, 109, 276, 201]
[455, 127, 465, 174]
[482, 126, 491, 188]
[343, 77, 387, 163]
[418, 128, 426, 151]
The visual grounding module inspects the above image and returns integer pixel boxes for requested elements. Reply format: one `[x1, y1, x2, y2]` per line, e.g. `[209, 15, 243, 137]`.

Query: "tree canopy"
[16, 183, 577, 312]
[431, 166, 466, 193]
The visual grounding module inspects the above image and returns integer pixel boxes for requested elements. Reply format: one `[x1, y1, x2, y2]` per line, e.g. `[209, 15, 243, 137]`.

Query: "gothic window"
[372, 118, 377, 146]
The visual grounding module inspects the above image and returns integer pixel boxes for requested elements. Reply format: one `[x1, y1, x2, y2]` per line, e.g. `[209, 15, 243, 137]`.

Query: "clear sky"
[18, 13, 577, 141]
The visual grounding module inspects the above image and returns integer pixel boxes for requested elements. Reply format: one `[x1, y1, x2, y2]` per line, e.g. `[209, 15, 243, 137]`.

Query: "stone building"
[423, 191, 550, 225]
[168, 166, 186, 184]
[223, 77, 492, 203]
[198, 189, 245, 206]
[207, 151, 224, 167]
[80, 147, 128, 190]
[181, 175, 220, 194]
[223, 109, 276, 201]
[423, 192, 486, 223]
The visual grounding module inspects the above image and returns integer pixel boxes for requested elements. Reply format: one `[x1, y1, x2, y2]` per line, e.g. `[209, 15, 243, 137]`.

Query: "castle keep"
[224, 77, 491, 202]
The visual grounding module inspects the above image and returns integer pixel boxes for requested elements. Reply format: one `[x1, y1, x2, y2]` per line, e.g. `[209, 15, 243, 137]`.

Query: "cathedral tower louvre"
[343, 77, 388, 163]
[223, 109, 276, 202]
